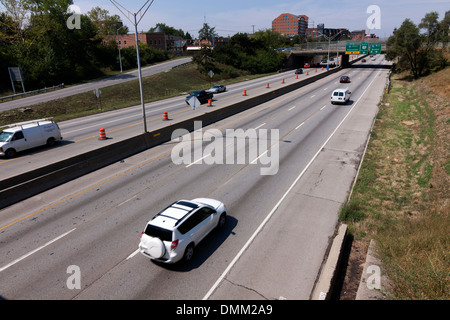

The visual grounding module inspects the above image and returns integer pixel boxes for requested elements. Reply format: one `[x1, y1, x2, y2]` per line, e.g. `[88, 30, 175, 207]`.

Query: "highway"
[0, 55, 390, 300]
[0, 64, 334, 179]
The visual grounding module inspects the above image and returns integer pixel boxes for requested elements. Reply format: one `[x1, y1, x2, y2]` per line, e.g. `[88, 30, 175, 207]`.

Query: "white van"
[0, 118, 62, 157]
[331, 89, 351, 104]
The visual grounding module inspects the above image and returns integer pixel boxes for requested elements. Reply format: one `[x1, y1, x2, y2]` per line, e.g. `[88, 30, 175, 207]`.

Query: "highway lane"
[0, 64, 332, 179]
[0, 56, 389, 299]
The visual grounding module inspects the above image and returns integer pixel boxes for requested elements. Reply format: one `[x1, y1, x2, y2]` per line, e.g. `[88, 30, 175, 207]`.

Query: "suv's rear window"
[144, 224, 172, 241]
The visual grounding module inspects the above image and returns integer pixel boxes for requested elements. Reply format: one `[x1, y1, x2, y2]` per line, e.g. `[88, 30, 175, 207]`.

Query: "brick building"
[306, 24, 349, 40]
[272, 13, 309, 38]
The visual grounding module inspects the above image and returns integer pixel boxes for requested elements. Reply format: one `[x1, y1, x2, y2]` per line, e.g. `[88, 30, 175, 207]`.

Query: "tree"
[387, 13, 449, 79]
[87, 6, 128, 40]
[386, 19, 423, 78]
[198, 22, 217, 43]
[148, 23, 186, 38]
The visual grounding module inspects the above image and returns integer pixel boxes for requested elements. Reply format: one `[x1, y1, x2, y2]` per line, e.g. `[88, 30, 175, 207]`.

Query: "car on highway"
[139, 198, 227, 264]
[361, 58, 367, 62]
[331, 89, 351, 105]
[339, 75, 350, 83]
[295, 68, 303, 74]
[207, 85, 226, 93]
[0, 118, 62, 158]
[304, 63, 311, 68]
[185, 90, 214, 105]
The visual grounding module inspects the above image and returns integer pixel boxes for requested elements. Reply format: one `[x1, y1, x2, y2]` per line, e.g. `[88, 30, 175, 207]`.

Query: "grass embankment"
[340, 67, 449, 299]
[0, 62, 264, 126]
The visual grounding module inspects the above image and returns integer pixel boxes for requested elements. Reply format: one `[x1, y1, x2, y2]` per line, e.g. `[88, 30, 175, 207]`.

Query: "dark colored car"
[185, 90, 214, 105]
[340, 76, 350, 83]
[295, 68, 303, 74]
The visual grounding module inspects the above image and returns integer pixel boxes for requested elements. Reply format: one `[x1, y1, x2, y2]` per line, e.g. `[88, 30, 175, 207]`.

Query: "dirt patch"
[336, 238, 367, 300]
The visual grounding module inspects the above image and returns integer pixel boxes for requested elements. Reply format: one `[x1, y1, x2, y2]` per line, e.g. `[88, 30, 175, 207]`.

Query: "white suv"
[139, 198, 227, 264]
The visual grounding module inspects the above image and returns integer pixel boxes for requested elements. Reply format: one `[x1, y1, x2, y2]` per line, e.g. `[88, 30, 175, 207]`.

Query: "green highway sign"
[370, 44, 382, 54]
[360, 41, 369, 54]
[345, 43, 360, 55]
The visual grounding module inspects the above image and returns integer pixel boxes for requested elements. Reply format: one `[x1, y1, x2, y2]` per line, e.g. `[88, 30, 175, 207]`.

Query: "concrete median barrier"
[0, 66, 344, 209]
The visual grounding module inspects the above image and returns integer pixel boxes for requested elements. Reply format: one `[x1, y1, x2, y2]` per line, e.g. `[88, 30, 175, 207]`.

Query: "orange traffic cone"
[266, 83, 269, 88]
[99, 128, 106, 140]
[163, 111, 169, 121]
[243, 90, 247, 96]
[208, 99, 212, 106]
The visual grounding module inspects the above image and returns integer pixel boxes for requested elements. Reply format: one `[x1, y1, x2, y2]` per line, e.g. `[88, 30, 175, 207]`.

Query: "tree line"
[193, 28, 292, 77]
[0, 0, 168, 93]
[386, 11, 449, 79]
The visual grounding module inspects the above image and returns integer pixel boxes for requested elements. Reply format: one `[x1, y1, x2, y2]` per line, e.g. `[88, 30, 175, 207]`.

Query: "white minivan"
[331, 89, 351, 104]
[0, 118, 62, 157]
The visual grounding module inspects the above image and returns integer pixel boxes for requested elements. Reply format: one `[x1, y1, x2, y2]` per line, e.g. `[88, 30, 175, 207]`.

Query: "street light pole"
[115, 26, 124, 73]
[319, 30, 344, 68]
[134, 13, 147, 132]
[110, 0, 155, 133]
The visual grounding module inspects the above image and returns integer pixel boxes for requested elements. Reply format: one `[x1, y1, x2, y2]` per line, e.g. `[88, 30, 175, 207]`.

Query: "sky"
[72, 0, 449, 39]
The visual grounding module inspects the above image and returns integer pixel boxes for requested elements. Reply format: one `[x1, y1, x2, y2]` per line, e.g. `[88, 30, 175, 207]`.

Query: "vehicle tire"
[5, 148, 16, 158]
[182, 243, 195, 263]
[217, 212, 226, 229]
[46, 137, 56, 147]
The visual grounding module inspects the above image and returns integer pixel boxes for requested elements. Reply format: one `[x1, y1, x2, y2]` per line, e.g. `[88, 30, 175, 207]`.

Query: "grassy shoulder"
[339, 67, 449, 299]
[0, 62, 269, 126]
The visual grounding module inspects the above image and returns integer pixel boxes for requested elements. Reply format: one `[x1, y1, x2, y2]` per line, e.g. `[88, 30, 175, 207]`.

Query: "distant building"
[272, 13, 309, 38]
[306, 24, 349, 40]
[350, 30, 366, 40]
[116, 32, 166, 50]
[114, 26, 186, 53]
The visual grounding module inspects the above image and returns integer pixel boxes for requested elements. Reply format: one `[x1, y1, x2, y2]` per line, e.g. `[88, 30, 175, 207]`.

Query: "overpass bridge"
[284, 40, 388, 68]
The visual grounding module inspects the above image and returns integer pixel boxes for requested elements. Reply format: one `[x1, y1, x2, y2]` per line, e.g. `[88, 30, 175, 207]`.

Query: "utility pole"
[110, 0, 155, 133]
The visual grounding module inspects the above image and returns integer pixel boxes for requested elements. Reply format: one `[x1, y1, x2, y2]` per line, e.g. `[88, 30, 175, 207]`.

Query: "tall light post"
[319, 29, 344, 68]
[115, 25, 125, 73]
[110, 0, 155, 133]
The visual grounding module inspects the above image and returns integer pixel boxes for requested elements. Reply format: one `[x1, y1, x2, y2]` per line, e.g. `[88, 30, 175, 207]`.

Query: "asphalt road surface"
[0, 56, 390, 300]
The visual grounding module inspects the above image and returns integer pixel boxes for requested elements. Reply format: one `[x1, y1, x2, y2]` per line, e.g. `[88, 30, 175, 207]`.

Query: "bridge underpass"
[284, 40, 387, 69]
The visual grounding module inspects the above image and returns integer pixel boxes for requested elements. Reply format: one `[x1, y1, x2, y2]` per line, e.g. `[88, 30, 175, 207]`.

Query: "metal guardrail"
[0, 83, 65, 102]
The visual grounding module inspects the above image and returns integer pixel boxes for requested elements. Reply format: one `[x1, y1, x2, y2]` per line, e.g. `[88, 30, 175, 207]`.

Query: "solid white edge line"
[0, 228, 77, 273]
[126, 248, 140, 260]
[295, 122, 305, 130]
[254, 123, 266, 130]
[202, 69, 382, 300]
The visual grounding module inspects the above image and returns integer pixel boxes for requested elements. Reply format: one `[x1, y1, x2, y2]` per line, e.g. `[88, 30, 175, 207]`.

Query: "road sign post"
[360, 41, 369, 55]
[370, 44, 382, 54]
[345, 43, 360, 55]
